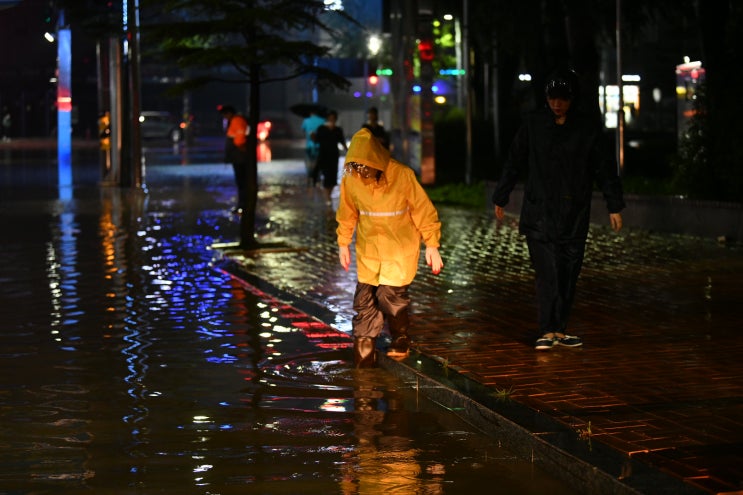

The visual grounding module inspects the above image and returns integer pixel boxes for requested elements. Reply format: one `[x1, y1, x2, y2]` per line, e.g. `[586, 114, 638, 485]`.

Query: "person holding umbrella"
[301, 109, 325, 189]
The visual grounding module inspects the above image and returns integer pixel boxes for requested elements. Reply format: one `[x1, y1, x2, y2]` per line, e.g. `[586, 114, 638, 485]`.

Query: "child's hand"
[338, 246, 351, 271]
[425, 247, 443, 275]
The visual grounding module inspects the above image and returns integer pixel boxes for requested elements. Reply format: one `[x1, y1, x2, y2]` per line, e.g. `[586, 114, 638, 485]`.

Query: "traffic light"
[418, 39, 434, 62]
[368, 74, 379, 86]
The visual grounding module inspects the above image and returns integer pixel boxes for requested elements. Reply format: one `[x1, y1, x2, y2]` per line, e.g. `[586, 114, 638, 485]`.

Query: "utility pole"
[120, 0, 143, 188]
[418, 0, 436, 185]
[615, 0, 624, 175]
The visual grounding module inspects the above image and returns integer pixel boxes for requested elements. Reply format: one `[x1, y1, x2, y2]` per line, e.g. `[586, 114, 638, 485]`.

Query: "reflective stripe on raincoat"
[336, 128, 441, 287]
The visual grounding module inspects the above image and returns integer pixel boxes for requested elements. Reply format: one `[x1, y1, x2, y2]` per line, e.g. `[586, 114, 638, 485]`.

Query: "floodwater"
[0, 139, 578, 494]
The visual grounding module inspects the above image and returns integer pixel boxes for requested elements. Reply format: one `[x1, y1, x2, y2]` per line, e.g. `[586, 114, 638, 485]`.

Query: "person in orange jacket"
[336, 128, 444, 368]
[218, 105, 250, 214]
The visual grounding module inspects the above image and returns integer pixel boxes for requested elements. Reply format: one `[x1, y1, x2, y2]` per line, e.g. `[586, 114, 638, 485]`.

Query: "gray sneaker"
[555, 334, 583, 347]
[535, 335, 556, 350]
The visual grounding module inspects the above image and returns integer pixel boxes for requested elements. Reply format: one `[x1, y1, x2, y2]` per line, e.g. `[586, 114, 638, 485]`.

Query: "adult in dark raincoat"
[492, 68, 625, 351]
[337, 128, 443, 367]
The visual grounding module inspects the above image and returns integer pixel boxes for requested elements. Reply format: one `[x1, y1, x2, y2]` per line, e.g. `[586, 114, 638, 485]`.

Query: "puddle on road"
[0, 152, 578, 494]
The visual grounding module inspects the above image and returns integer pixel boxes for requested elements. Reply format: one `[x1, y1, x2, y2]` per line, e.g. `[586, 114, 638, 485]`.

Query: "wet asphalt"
[2, 137, 742, 494]
[0, 138, 581, 495]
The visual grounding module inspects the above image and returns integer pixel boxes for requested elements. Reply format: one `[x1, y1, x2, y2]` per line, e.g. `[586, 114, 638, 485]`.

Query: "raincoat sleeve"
[492, 123, 528, 207]
[335, 176, 358, 247]
[405, 169, 441, 248]
[592, 135, 626, 213]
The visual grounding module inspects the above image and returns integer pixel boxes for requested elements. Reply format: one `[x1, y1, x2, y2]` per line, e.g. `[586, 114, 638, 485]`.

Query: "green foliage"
[144, 0, 355, 92]
[433, 108, 466, 183]
[426, 182, 486, 209]
[491, 385, 514, 402]
[620, 176, 681, 196]
[433, 107, 497, 184]
[672, 83, 743, 203]
[672, 86, 709, 198]
[431, 18, 458, 77]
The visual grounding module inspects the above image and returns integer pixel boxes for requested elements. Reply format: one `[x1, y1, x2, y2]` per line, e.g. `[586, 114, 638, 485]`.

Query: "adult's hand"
[610, 213, 623, 232]
[338, 245, 351, 271]
[425, 246, 443, 275]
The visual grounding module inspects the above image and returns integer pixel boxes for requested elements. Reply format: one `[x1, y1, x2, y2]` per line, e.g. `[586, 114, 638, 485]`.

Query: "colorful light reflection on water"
[0, 149, 577, 494]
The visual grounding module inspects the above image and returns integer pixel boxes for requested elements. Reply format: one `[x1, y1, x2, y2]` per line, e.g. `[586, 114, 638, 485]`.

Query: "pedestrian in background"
[337, 128, 443, 368]
[313, 110, 347, 206]
[2, 107, 11, 142]
[301, 109, 325, 189]
[218, 105, 250, 214]
[492, 68, 625, 351]
[361, 106, 390, 150]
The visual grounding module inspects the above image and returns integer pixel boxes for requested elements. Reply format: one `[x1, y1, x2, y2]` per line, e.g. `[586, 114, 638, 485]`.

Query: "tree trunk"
[240, 66, 260, 248]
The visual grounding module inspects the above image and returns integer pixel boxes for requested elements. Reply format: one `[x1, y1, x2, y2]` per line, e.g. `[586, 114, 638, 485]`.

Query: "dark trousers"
[232, 159, 248, 209]
[352, 283, 410, 338]
[526, 237, 586, 336]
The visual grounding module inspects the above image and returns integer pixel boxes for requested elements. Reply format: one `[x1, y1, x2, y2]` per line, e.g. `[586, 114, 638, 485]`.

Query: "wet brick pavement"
[217, 160, 743, 495]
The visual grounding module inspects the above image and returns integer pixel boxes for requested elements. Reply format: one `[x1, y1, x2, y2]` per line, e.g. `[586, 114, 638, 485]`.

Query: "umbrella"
[290, 103, 328, 118]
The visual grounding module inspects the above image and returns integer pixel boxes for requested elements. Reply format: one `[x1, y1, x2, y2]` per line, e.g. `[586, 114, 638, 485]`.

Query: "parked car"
[263, 117, 293, 139]
[139, 111, 185, 142]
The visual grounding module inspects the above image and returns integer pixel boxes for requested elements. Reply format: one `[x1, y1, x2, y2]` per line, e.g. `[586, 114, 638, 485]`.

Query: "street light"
[364, 34, 382, 99]
[368, 34, 381, 57]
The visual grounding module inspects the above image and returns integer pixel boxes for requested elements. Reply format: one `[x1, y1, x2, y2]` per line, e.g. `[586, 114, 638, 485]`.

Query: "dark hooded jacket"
[492, 107, 625, 241]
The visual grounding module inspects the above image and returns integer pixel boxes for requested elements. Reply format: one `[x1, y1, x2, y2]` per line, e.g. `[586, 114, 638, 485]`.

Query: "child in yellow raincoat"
[337, 128, 443, 368]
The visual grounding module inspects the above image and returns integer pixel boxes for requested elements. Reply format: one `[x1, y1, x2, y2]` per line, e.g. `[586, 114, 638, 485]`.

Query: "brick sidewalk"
[217, 163, 743, 495]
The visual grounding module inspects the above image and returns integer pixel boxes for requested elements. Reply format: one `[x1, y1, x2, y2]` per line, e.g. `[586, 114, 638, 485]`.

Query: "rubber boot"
[387, 312, 411, 358]
[353, 336, 377, 368]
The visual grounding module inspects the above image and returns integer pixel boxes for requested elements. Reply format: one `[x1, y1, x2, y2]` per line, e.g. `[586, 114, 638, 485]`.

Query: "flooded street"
[0, 140, 578, 494]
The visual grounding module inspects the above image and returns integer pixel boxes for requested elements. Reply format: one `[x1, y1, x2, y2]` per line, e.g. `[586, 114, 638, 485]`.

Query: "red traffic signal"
[368, 74, 379, 85]
[418, 40, 434, 62]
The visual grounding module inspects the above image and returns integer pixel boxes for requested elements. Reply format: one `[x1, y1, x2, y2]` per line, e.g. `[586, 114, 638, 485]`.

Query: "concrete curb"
[216, 255, 707, 495]
[378, 353, 706, 495]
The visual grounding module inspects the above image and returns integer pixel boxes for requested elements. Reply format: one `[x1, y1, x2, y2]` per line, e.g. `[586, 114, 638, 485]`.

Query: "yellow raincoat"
[336, 128, 441, 287]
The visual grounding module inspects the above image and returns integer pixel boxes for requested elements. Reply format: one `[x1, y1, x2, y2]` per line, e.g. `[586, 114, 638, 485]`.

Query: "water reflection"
[47, 211, 77, 347]
[258, 141, 272, 162]
[344, 370, 430, 494]
[0, 152, 577, 494]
